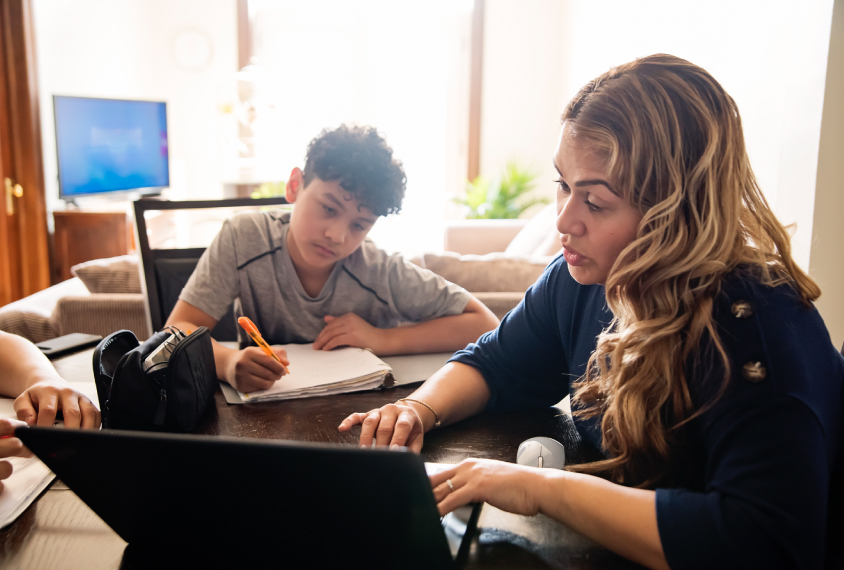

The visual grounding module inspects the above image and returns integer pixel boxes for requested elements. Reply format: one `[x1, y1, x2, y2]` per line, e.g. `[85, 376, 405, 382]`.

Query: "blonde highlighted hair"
[566, 54, 819, 487]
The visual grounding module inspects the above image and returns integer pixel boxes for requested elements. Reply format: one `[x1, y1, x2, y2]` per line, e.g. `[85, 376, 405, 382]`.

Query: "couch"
[0, 254, 551, 344]
[0, 256, 149, 343]
[411, 251, 549, 319]
[0, 207, 559, 343]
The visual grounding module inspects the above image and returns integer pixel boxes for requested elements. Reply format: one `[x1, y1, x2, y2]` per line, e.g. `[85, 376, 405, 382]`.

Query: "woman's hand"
[0, 418, 32, 494]
[430, 458, 544, 517]
[338, 401, 425, 452]
[314, 313, 388, 353]
[338, 363, 492, 452]
[226, 346, 290, 393]
[14, 378, 100, 428]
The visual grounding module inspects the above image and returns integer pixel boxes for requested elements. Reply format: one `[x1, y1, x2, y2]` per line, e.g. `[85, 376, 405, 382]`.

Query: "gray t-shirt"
[180, 210, 472, 346]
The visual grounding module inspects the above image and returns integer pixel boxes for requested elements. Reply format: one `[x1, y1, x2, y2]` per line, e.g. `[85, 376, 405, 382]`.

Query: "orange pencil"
[237, 317, 290, 375]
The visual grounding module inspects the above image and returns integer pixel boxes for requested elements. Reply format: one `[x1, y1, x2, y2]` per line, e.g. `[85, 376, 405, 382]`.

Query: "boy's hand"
[227, 346, 289, 393]
[313, 314, 388, 353]
[14, 378, 100, 429]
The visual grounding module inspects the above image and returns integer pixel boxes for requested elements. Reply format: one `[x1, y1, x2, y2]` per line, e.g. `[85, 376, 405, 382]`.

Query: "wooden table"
[0, 349, 639, 569]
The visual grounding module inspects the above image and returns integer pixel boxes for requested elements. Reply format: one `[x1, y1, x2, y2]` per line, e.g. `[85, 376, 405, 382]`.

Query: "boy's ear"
[286, 167, 304, 203]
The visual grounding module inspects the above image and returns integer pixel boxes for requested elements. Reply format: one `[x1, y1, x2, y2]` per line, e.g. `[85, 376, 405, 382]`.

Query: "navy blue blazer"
[452, 255, 843, 569]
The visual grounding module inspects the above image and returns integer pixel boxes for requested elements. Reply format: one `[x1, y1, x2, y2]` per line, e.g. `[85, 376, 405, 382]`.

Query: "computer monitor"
[53, 95, 170, 200]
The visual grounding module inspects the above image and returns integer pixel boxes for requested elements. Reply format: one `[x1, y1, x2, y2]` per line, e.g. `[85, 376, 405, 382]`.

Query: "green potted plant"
[251, 180, 287, 199]
[453, 161, 548, 219]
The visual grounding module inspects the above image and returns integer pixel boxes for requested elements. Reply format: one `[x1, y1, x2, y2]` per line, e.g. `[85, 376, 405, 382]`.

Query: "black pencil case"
[92, 327, 217, 432]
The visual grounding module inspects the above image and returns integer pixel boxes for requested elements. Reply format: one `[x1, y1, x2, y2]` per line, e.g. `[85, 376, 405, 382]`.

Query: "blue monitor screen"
[54, 96, 170, 197]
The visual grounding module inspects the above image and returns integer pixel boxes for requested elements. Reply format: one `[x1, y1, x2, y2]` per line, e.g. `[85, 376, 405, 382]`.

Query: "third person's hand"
[14, 378, 101, 429]
[0, 418, 31, 495]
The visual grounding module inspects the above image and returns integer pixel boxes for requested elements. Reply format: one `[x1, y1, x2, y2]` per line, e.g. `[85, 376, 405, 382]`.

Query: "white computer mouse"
[516, 436, 566, 469]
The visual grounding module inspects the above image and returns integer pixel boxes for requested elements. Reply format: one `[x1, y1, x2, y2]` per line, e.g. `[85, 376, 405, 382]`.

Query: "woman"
[339, 55, 843, 569]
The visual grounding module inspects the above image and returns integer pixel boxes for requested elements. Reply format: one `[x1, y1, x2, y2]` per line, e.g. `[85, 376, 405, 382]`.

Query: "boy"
[167, 125, 499, 393]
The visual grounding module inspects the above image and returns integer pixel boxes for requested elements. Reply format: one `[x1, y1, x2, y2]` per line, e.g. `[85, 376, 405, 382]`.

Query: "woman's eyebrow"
[552, 162, 620, 197]
[575, 179, 619, 196]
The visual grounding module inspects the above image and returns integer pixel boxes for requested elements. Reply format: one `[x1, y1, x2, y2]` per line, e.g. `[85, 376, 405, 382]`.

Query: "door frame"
[0, 0, 50, 305]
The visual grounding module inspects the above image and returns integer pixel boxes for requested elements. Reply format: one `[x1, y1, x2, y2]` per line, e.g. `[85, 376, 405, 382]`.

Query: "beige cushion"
[71, 255, 142, 294]
[474, 292, 527, 320]
[0, 277, 89, 342]
[54, 294, 150, 340]
[416, 252, 548, 293]
[505, 203, 562, 257]
[443, 219, 526, 255]
[0, 310, 59, 343]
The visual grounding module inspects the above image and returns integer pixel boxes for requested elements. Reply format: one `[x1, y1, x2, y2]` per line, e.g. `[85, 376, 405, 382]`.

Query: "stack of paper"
[0, 455, 54, 528]
[237, 343, 393, 402]
[0, 400, 55, 529]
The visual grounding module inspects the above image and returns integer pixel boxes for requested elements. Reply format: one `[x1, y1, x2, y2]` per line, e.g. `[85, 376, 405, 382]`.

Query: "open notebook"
[229, 343, 391, 403]
[219, 345, 454, 404]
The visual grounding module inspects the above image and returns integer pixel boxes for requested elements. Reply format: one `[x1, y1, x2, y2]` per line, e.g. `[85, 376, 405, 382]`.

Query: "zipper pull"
[154, 389, 167, 426]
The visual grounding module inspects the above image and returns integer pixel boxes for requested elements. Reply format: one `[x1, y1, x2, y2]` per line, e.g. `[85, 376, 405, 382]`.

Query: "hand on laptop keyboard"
[429, 458, 543, 518]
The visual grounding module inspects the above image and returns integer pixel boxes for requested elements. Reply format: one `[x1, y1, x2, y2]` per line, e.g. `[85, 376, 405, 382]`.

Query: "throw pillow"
[504, 203, 561, 257]
[71, 255, 142, 294]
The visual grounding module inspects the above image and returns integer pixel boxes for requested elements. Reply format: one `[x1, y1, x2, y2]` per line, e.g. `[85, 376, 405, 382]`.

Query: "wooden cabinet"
[53, 211, 133, 282]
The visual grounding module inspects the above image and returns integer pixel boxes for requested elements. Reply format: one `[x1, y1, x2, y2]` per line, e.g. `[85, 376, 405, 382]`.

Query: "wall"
[812, 0, 844, 348]
[479, 0, 569, 211]
[482, 0, 835, 231]
[33, 0, 238, 215]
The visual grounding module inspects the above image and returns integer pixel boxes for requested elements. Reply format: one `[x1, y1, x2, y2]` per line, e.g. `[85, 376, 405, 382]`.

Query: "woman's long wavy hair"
[567, 54, 820, 487]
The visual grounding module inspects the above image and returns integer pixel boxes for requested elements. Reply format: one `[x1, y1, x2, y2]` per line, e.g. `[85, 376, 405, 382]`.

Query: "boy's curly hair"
[302, 125, 407, 216]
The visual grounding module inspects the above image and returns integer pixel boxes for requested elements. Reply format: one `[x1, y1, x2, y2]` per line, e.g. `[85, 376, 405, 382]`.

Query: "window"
[243, 0, 474, 253]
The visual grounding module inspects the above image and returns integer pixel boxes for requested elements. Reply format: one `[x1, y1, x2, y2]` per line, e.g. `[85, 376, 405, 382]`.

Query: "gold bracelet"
[400, 398, 441, 428]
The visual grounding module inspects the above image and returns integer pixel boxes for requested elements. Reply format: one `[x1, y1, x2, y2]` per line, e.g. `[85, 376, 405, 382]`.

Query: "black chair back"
[133, 198, 289, 342]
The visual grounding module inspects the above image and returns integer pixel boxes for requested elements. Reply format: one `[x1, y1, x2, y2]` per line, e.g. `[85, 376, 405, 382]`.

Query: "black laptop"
[16, 426, 479, 569]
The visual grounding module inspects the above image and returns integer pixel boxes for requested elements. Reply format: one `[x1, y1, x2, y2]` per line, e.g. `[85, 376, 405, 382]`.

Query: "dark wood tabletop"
[0, 348, 639, 570]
